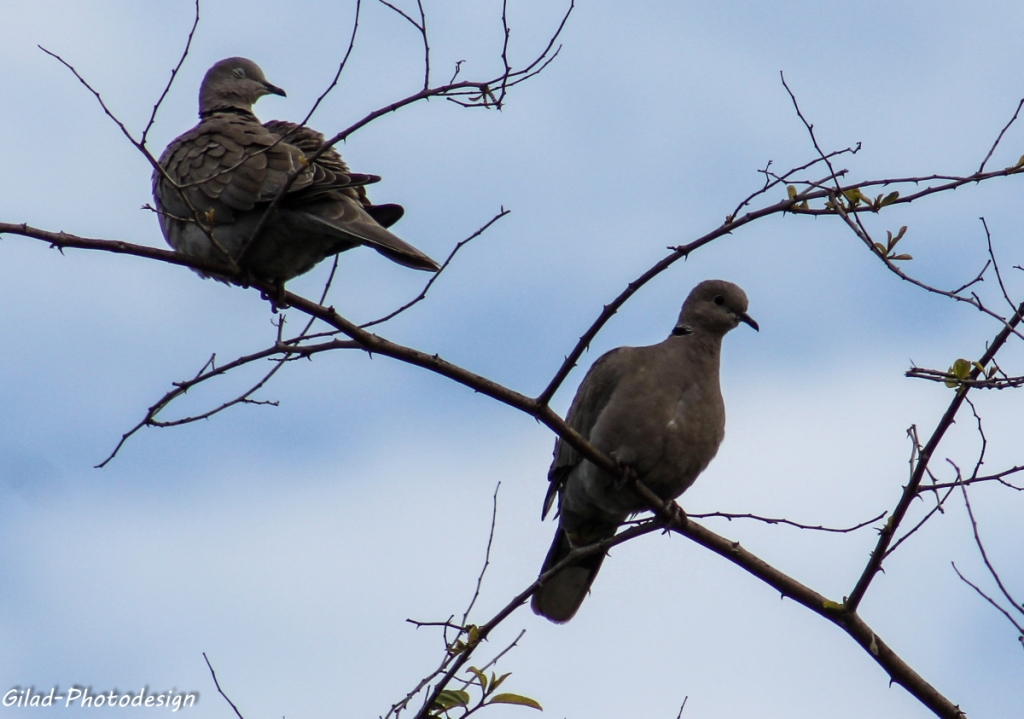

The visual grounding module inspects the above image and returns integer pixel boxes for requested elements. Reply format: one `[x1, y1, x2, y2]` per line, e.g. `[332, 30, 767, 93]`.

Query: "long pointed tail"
[531, 527, 608, 623]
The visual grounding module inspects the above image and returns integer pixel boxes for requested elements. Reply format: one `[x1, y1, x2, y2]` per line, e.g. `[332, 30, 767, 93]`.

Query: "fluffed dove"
[153, 57, 439, 284]
[532, 280, 758, 623]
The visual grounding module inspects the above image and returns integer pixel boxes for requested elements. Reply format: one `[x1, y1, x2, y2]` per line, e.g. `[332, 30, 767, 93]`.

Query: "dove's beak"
[737, 311, 759, 332]
[262, 82, 286, 98]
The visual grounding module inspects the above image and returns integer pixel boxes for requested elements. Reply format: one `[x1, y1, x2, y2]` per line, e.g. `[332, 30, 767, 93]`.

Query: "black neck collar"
[199, 107, 258, 121]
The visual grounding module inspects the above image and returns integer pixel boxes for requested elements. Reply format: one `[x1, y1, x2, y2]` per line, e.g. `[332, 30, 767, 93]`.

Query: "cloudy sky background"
[2, 1, 1023, 717]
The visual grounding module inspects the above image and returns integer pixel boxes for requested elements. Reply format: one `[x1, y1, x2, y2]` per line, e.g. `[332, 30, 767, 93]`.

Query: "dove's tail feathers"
[365, 230, 440, 272]
[364, 203, 405, 228]
[310, 211, 440, 272]
[531, 527, 609, 623]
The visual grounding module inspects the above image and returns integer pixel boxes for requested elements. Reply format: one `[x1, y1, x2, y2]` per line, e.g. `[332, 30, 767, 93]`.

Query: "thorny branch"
[95, 204, 500, 465]
[979, 96, 1024, 174]
[238, 1, 573, 266]
[462, 483, 501, 628]
[906, 367, 1024, 390]
[141, 0, 201, 145]
[689, 510, 886, 534]
[842, 227, 1024, 610]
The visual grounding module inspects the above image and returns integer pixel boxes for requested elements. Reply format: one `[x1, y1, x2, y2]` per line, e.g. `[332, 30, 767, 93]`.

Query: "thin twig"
[951, 563, 1024, 635]
[462, 482, 501, 626]
[830, 197, 1024, 341]
[298, 0, 363, 128]
[474, 628, 525, 676]
[676, 696, 688, 719]
[729, 144, 860, 221]
[202, 653, 245, 719]
[913, 466, 1024, 492]
[980, 216, 1017, 313]
[979, 97, 1024, 174]
[906, 367, 1024, 390]
[141, 0, 201, 145]
[689, 510, 886, 534]
[959, 477, 1023, 621]
[362, 208, 510, 329]
[780, 71, 842, 191]
[377, 0, 433, 91]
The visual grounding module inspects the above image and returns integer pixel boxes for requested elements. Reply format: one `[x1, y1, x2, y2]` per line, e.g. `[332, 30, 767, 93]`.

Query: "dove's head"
[673, 279, 758, 337]
[199, 57, 286, 117]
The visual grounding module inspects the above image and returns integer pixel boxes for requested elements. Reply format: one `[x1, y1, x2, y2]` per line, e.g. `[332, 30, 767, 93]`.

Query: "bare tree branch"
[626, 480, 967, 719]
[690, 510, 887, 534]
[978, 97, 1024, 173]
[202, 653, 246, 719]
[951, 563, 1024, 637]
[237, 1, 573, 266]
[377, 0, 429, 90]
[958, 479, 1024, 629]
[141, 0, 201, 145]
[846, 300, 1024, 611]
[462, 483, 501, 627]
[362, 208, 510, 329]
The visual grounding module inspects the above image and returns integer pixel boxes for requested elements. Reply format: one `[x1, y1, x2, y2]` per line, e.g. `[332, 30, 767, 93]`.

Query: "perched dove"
[532, 280, 758, 623]
[153, 57, 439, 284]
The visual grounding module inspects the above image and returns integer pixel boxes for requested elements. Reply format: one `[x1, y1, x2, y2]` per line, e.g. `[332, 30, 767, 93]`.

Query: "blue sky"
[2, 1, 1023, 717]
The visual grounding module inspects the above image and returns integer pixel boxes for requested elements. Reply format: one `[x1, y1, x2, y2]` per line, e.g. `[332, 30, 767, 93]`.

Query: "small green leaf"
[468, 667, 487, 691]
[822, 600, 845, 612]
[873, 242, 887, 256]
[880, 191, 900, 207]
[888, 253, 912, 261]
[787, 185, 798, 199]
[491, 672, 511, 691]
[843, 187, 866, 205]
[488, 693, 543, 711]
[433, 690, 471, 710]
[952, 358, 971, 380]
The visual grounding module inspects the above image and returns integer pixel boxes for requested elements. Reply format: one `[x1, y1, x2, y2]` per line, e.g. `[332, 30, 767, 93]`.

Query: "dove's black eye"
[713, 295, 725, 305]
[233, 68, 246, 78]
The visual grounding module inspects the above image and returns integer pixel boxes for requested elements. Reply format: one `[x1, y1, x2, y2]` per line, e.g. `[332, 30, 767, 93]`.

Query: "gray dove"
[532, 280, 758, 623]
[153, 57, 439, 285]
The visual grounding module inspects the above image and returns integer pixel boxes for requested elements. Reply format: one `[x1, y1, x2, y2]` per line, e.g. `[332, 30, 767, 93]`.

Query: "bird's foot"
[613, 460, 639, 491]
[260, 280, 290, 312]
[664, 502, 687, 529]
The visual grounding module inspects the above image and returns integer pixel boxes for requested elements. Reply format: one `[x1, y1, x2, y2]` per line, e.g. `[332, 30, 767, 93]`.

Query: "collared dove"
[153, 57, 439, 284]
[532, 280, 758, 623]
